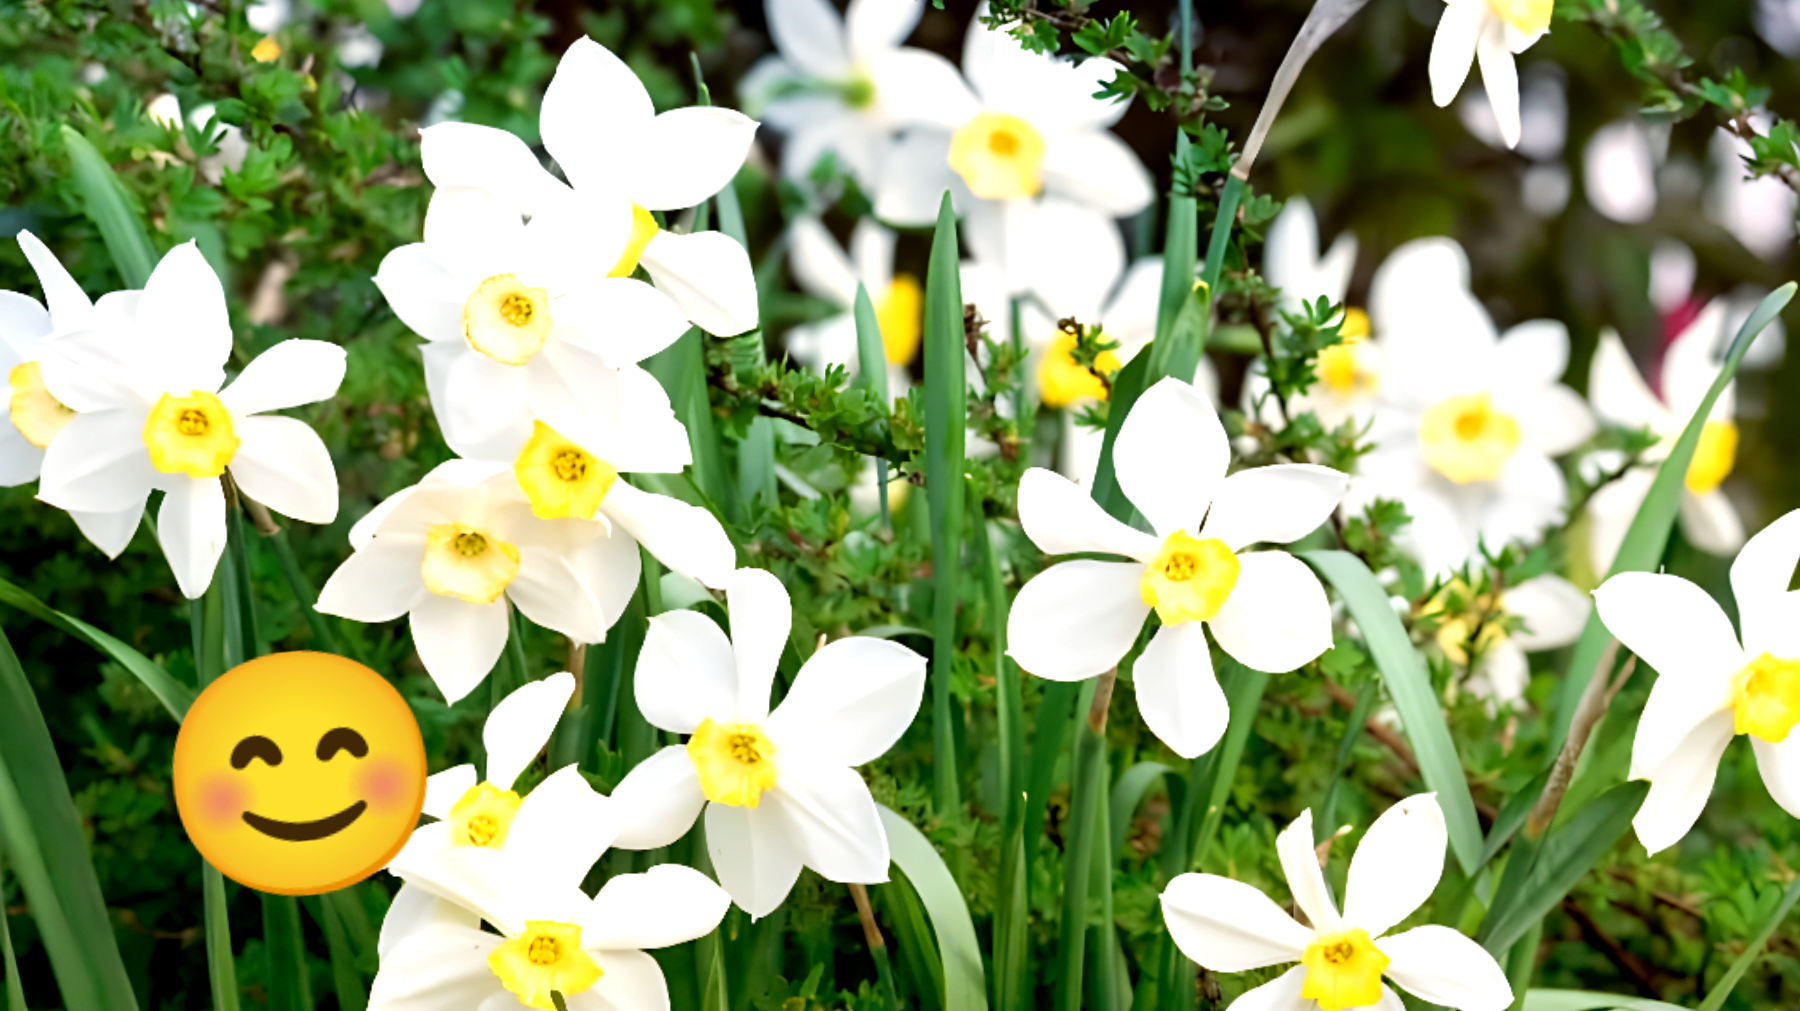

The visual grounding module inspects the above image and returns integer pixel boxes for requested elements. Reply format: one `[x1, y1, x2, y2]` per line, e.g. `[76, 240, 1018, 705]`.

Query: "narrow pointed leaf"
[1695, 868, 1800, 1011]
[877, 805, 988, 1011]
[0, 574, 193, 719]
[61, 125, 157, 288]
[1109, 762, 1173, 862]
[922, 192, 966, 817]
[1522, 989, 1688, 1011]
[1478, 781, 1648, 954]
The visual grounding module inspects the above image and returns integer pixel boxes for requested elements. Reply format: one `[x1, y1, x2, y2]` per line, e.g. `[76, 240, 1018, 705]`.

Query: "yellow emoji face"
[173, 652, 426, 895]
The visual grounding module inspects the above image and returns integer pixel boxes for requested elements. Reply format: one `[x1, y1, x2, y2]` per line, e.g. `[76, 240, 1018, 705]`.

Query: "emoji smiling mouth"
[242, 801, 368, 841]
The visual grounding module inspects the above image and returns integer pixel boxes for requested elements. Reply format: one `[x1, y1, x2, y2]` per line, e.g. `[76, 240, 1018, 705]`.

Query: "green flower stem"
[190, 599, 244, 1011]
[974, 501, 1027, 1011]
[850, 883, 903, 1011]
[305, 892, 367, 1011]
[1317, 679, 1378, 842]
[0, 853, 21, 1011]
[1056, 671, 1113, 1011]
[243, 492, 351, 660]
[1697, 869, 1800, 1011]
[1197, 174, 1244, 297]
[1505, 920, 1543, 1011]
[923, 192, 967, 822]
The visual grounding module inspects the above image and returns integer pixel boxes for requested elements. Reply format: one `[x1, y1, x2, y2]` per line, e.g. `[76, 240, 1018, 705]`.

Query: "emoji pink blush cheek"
[198, 775, 251, 827]
[357, 758, 412, 812]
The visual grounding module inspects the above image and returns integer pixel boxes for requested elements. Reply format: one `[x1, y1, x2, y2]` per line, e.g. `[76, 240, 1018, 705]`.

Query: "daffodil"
[1429, 0, 1552, 149]
[374, 184, 693, 464]
[316, 460, 638, 704]
[34, 242, 343, 598]
[1427, 574, 1588, 707]
[607, 568, 927, 917]
[1586, 303, 1744, 575]
[0, 230, 145, 555]
[421, 37, 760, 337]
[1592, 510, 1800, 854]
[1264, 197, 1359, 321]
[739, 0, 976, 182]
[373, 857, 729, 1011]
[1161, 794, 1512, 1011]
[785, 215, 924, 387]
[1345, 238, 1593, 575]
[1006, 378, 1348, 759]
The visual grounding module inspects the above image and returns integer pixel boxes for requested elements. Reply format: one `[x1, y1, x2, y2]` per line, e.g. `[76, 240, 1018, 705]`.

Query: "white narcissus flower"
[1593, 510, 1800, 854]
[740, 0, 974, 183]
[1429, 0, 1551, 149]
[1006, 378, 1348, 759]
[34, 242, 344, 598]
[608, 568, 927, 918]
[423, 37, 760, 337]
[1586, 303, 1744, 575]
[1345, 238, 1594, 575]
[1161, 795, 1513, 1011]
[0, 231, 145, 553]
[1429, 573, 1588, 707]
[785, 215, 922, 387]
[316, 461, 638, 704]
[375, 184, 692, 465]
[1264, 196, 1359, 321]
[375, 853, 729, 1011]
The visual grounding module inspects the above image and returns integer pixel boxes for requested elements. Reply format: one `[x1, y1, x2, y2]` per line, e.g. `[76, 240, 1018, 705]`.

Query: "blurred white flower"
[316, 460, 638, 703]
[1593, 510, 1800, 854]
[36, 243, 343, 598]
[1264, 196, 1357, 320]
[740, 0, 973, 183]
[1429, 0, 1551, 149]
[144, 94, 248, 185]
[608, 568, 926, 918]
[246, 0, 289, 33]
[1587, 303, 1744, 573]
[1755, 0, 1800, 57]
[1649, 239, 1697, 315]
[1007, 379, 1346, 759]
[784, 216, 920, 388]
[1584, 118, 1657, 224]
[1708, 125, 1798, 261]
[1458, 67, 1565, 159]
[1161, 795, 1512, 1011]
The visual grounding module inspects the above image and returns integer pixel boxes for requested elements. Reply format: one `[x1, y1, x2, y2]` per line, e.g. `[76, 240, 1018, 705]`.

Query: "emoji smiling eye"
[230, 736, 283, 769]
[316, 727, 369, 762]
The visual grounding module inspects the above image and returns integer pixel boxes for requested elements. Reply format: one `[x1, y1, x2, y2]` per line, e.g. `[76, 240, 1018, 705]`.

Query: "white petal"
[69, 505, 145, 560]
[1115, 378, 1228, 536]
[15, 231, 92, 329]
[219, 340, 346, 417]
[1503, 574, 1589, 652]
[600, 482, 735, 588]
[1040, 131, 1155, 216]
[1664, 301, 1732, 418]
[1429, 1, 1485, 107]
[727, 568, 791, 722]
[1680, 490, 1747, 558]
[423, 186, 527, 283]
[846, 0, 922, 58]
[527, 346, 687, 472]
[509, 548, 607, 644]
[1207, 551, 1333, 674]
[1593, 571, 1744, 682]
[1008, 197, 1124, 320]
[483, 671, 575, 790]
[574, 948, 669, 1011]
[421, 342, 532, 461]
[1510, 384, 1596, 457]
[611, 746, 708, 850]
[1731, 508, 1800, 656]
[159, 477, 227, 599]
[1630, 657, 1735, 779]
[1589, 329, 1672, 430]
[1475, 18, 1522, 148]
[765, 637, 926, 766]
[1753, 736, 1800, 822]
[1133, 622, 1227, 760]
[705, 800, 805, 918]
[582, 864, 730, 951]
[538, 37, 655, 192]
[1634, 711, 1734, 854]
[1380, 925, 1513, 1011]
[766, 0, 850, 76]
[1586, 466, 1655, 577]
[1278, 809, 1342, 935]
[1473, 450, 1568, 553]
[1220, 966, 1311, 1011]
[137, 242, 231, 383]
[870, 130, 958, 225]
[864, 48, 980, 130]
[1470, 640, 1530, 708]
[1493, 319, 1569, 392]
[230, 415, 339, 524]
[1368, 238, 1474, 342]
[317, 537, 428, 623]
[765, 760, 889, 883]
[1199, 464, 1348, 551]
[36, 408, 156, 514]
[0, 425, 41, 487]
[788, 216, 859, 307]
[1159, 872, 1311, 971]
[368, 923, 504, 1010]
[1342, 794, 1447, 938]
[1006, 560, 1148, 682]
[570, 516, 643, 636]
[410, 594, 510, 704]
[627, 108, 759, 212]
[419, 121, 566, 214]
[635, 610, 740, 734]
[512, 193, 634, 301]
[505, 764, 619, 889]
[373, 243, 467, 343]
[640, 231, 758, 337]
[376, 881, 479, 960]
[1017, 467, 1159, 559]
[422, 765, 477, 821]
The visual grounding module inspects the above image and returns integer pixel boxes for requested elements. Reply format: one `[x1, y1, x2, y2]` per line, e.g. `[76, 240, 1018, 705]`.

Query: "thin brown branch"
[849, 882, 887, 952]
[1562, 897, 1664, 998]
[1528, 641, 1635, 838]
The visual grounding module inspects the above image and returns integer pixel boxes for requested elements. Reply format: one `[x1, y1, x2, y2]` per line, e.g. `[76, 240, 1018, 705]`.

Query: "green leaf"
[1548, 283, 1795, 753]
[305, 893, 367, 1011]
[202, 862, 242, 1011]
[876, 865, 942, 1011]
[1478, 781, 1648, 954]
[60, 125, 158, 288]
[1522, 989, 1689, 1011]
[1109, 762, 1173, 862]
[1186, 661, 1269, 866]
[0, 626, 140, 1011]
[1695, 867, 1800, 1011]
[922, 192, 967, 818]
[1300, 550, 1484, 876]
[0, 853, 24, 1011]
[0, 574, 194, 720]
[877, 805, 988, 1011]
[262, 893, 313, 1011]
[854, 282, 894, 525]
[646, 328, 731, 518]
[1088, 350, 1151, 522]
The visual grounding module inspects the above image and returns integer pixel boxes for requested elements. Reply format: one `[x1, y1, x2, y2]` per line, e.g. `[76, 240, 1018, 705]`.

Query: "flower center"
[607, 203, 663, 279]
[488, 920, 602, 1010]
[1488, 0, 1551, 34]
[1684, 420, 1738, 496]
[447, 781, 523, 848]
[948, 111, 1046, 201]
[688, 717, 779, 808]
[143, 390, 239, 478]
[7, 361, 75, 449]
[1140, 531, 1240, 626]
[877, 274, 923, 367]
[422, 524, 520, 605]
[1418, 391, 1521, 484]
[1316, 309, 1377, 396]
[1038, 330, 1119, 409]
[514, 421, 619, 520]
[1300, 927, 1390, 1011]
[463, 273, 552, 366]
[842, 74, 876, 110]
[1732, 653, 1800, 743]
